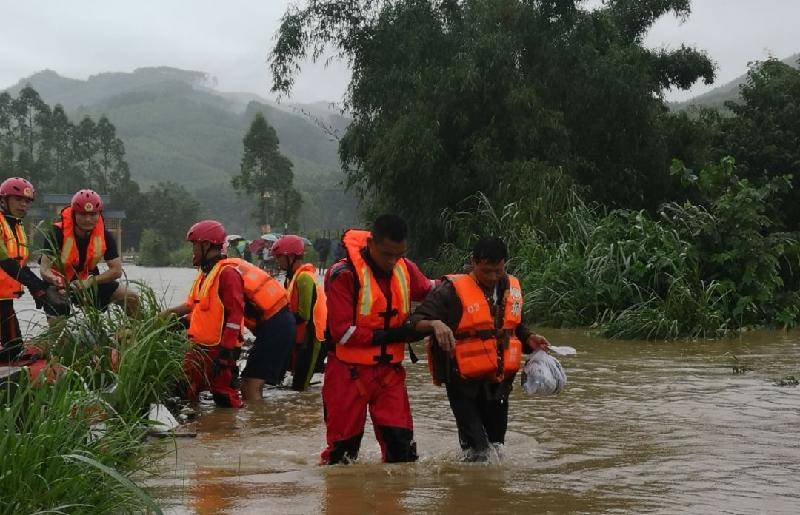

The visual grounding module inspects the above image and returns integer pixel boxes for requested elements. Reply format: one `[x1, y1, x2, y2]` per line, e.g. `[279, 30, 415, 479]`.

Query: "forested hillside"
[4, 67, 357, 234]
[672, 53, 800, 111]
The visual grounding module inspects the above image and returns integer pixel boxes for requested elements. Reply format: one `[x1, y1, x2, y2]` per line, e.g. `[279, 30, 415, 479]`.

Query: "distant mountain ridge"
[4, 67, 357, 234]
[673, 53, 800, 111]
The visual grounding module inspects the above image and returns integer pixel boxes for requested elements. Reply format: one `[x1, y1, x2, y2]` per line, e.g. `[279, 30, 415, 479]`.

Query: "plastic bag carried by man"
[521, 350, 567, 395]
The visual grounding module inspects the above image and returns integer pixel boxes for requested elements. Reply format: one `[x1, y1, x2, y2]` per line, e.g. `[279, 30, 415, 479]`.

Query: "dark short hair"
[472, 237, 508, 263]
[371, 214, 407, 243]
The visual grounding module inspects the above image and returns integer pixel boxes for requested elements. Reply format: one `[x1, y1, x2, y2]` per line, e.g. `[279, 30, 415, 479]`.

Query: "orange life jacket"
[288, 262, 327, 342]
[334, 229, 411, 365]
[54, 206, 106, 282]
[449, 273, 523, 381]
[226, 257, 288, 331]
[0, 212, 28, 299]
[186, 259, 244, 346]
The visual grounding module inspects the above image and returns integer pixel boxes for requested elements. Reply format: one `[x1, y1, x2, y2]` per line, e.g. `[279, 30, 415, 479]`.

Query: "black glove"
[372, 322, 419, 345]
[34, 285, 71, 317]
[217, 347, 241, 365]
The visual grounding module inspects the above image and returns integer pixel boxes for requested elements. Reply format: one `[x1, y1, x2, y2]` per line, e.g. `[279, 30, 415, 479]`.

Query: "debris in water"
[730, 354, 754, 374]
[774, 375, 799, 387]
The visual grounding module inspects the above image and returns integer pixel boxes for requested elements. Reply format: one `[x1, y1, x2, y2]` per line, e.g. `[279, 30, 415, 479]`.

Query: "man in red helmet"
[40, 189, 138, 316]
[272, 234, 327, 391]
[320, 214, 436, 465]
[161, 220, 245, 408]
[0, 177, 68, 360]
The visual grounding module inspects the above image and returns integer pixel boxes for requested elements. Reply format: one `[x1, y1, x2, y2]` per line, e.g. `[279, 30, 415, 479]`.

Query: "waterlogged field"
[146, 330, 800, 514]
[12, 267, 800, 513]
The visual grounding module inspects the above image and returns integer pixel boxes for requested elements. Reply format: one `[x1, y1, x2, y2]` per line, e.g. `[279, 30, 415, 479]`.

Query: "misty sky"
[1, 0, 797, 103]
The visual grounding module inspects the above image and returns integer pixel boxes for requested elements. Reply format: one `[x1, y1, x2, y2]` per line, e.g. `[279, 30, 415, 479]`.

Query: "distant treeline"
[0, 85, 200, 252]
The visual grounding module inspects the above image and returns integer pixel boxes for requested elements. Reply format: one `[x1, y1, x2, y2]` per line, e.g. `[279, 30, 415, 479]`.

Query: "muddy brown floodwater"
[16, 266, 800, 514]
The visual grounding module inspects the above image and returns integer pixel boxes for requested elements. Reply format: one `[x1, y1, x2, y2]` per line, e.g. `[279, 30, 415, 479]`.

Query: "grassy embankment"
[0, 284, 187, 514]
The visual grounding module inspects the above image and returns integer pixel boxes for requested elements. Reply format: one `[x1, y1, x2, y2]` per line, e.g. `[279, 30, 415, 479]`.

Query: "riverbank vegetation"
[0, 286, 187, 513]
[271, 1, 800, 338]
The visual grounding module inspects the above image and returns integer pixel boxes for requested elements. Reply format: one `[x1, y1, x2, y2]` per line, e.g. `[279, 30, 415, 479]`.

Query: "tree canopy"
[233, 111, 301, 231]
[270, 0, 715, 254]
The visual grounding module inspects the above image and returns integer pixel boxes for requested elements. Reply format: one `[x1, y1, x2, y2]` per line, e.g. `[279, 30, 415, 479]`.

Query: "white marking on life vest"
[339, 325, 356, 344]
[466, 303, 480, 314]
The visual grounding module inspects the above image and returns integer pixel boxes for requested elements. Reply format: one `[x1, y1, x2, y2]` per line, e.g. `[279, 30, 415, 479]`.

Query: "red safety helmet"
[71, 189, 103, 213]
[271, 235, 305, 256]
[186, 220, 226, 245]
[0, 177, 35, 200]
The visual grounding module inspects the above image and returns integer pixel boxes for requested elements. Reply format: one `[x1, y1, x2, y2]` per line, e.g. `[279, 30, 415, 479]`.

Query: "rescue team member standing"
[271, 235, 327, 391]
[412, 237, 550, 461]
[161, 220, 245, 408]
[40, 189, 138, 316]
[321, 215, 435, 465]
[237, 246, 295, 402]
[162, 220, 296, 403]
[0, 178, 68, 360]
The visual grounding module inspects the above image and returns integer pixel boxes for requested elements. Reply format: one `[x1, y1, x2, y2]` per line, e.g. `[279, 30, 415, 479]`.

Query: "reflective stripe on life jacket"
[288, 262, 327, 342]
[186, 259, 244, 346]
[0, 212, 28, 299]
[54, 206, 106, 282]
[226, 257, 288, 330]
[449, 273, 523, 381]
[333, 229, 411, 365]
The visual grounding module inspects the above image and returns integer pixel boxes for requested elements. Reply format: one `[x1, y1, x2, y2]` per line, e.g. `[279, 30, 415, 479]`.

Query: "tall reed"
[0, 282, 187, 514]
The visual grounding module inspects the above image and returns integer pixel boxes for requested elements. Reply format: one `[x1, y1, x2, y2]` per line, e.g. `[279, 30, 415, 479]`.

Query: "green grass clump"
[0, 282, 187, 514]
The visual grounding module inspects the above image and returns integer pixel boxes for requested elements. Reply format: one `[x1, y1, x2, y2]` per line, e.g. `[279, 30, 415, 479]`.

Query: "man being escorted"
[40, 189, 138, 316]
[0, 178, 67, 360]
[411, 237, 550, 461]
[271, 234, 327, 391]
[322, 215, 435, 465]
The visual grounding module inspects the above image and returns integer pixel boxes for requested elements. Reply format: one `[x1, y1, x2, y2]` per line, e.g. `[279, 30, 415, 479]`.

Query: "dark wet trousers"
[445, 380, 509, 461]
[0, 299, 23, 362]
[183, 345, 243, 408]
[320, 353, 417, 465]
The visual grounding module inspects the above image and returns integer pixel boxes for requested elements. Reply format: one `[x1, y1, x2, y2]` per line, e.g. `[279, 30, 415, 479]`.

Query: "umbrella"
[260, 233, 280, 242]
[226, 234, 244, 242]
[249, 239, 267, 253]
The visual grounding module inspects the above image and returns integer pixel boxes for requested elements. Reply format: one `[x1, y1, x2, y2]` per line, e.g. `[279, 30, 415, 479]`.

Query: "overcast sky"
[1, 0, 797, 103]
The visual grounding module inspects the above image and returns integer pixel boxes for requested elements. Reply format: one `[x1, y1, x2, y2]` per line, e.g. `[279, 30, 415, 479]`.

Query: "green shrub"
[137, 228, 171, 266]
[167, 244, 193, 267]
[0, 284, 187, 513]
[431, 158, 800, 339]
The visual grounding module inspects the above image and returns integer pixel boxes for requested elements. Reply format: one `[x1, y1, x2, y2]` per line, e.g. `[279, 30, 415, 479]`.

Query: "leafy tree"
[95, 115, 129, 195]
[137, 229, 171, 266]
[712, 58, 800, 230]
[13, 87, 48, 175]
[141, 182, 201, 245]
[134, 182, 201, 264]
[0, 92, 15, 175]
[41, 105, 76, 192]
[270, 0, 714, 254]
[72, 116, 99, 191]
[233, 112, 300, 230]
